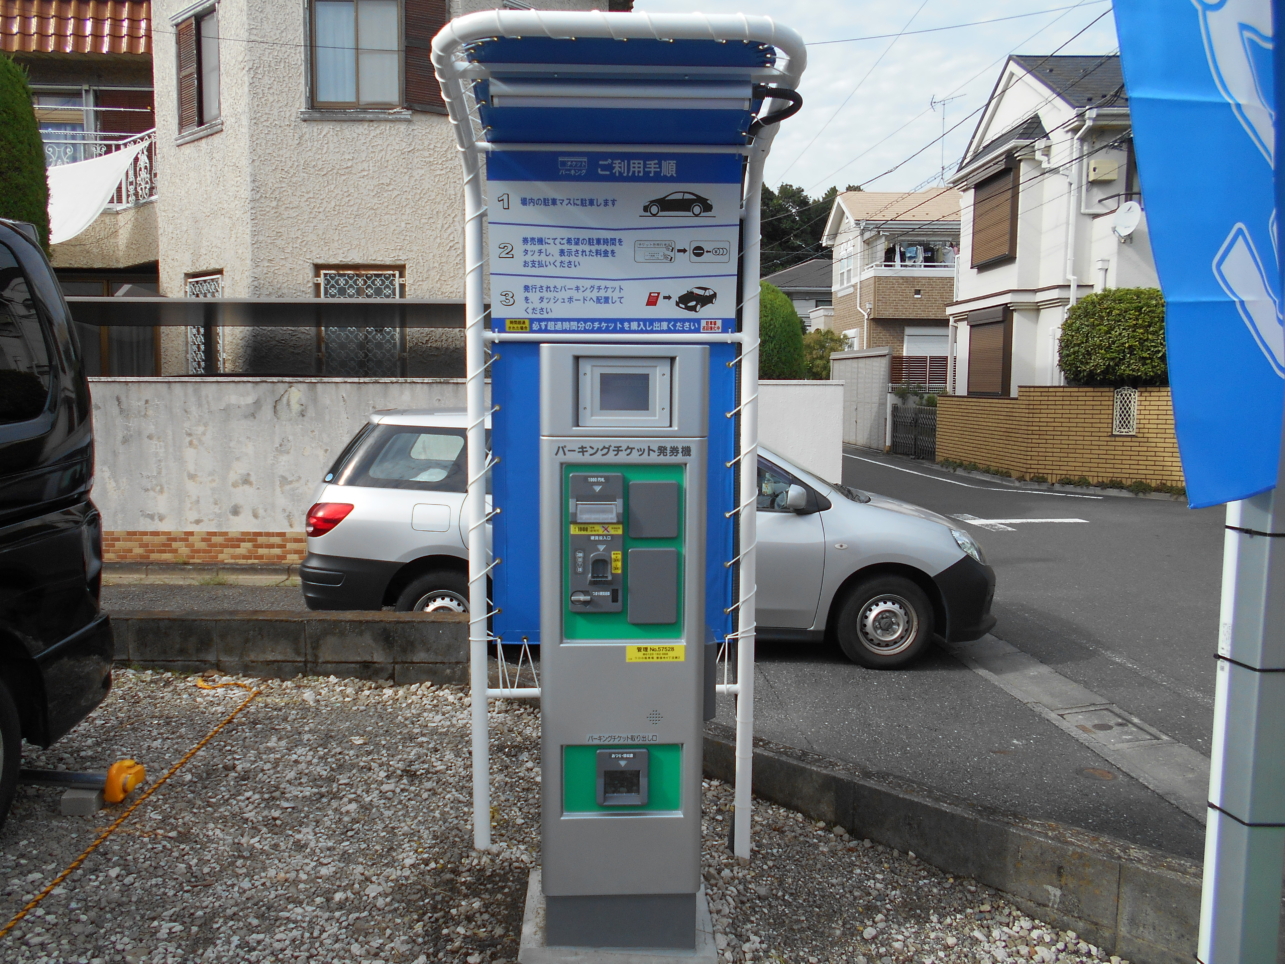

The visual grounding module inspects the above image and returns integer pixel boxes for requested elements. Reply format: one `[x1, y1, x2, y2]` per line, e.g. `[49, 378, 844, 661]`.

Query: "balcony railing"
[42, 129, 157, 207]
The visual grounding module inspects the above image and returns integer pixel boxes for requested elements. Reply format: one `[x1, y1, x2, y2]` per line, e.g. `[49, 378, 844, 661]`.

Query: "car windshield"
[330, 424, 488, 493]
[761, 447, 869, 504]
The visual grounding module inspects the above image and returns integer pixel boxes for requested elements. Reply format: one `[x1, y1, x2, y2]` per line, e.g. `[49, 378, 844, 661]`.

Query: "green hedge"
[759, 281, 806, 379]
[1058, 287, 1167, 387]
[0, 54, 49, 249]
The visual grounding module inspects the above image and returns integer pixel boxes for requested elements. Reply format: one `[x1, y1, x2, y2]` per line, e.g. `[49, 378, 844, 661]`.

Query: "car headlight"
[951, 528, 985, 564]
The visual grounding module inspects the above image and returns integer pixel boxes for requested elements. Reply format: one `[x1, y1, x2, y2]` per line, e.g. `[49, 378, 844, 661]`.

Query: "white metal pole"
[432, 31, 492, 853]
[732, 141, 769, 860]
[1197, 486, 1285, 962]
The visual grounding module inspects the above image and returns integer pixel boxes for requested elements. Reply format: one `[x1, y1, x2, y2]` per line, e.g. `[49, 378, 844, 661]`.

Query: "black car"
[675, 286, 718, 312]
[0, 219, 113, 825]
[642, 191, 712, 217]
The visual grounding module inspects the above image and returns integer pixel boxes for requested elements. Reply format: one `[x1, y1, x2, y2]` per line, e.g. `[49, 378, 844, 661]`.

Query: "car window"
[324, 423, 374, 482]
[0, 244, 53, 425]
[332, 425, 490, 493]
[757, 459, 796, 511]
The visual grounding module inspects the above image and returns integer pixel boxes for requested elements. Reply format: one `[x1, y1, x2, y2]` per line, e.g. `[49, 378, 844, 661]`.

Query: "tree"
[759, 281, 806, 379]
[803, 328, 848, 379]
[759, 183, 854, 274]
[0, 54, 49, 249]
[1058, 288, 1168, 386]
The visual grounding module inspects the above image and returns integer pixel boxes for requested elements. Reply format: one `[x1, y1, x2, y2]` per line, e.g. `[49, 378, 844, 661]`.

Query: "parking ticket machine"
[539, 344, 709, 949]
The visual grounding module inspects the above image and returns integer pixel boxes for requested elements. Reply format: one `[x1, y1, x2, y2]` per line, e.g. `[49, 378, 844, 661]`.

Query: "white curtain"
[46, 142, 145, 245]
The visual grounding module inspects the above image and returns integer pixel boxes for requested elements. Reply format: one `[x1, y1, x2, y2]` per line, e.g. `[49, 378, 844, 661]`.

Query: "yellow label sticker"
[570, 524, 622, 535]
[611, 551, 622, 574]
[505, 318, 530, 332]
[626, 645, 685, 663]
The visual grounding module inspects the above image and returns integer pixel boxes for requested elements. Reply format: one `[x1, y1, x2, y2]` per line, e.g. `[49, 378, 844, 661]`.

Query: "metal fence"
[890, 405, 937, 460]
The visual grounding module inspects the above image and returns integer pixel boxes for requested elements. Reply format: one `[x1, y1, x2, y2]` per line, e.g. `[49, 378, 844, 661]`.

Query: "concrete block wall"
[91, 377, 845, 563]
[91, 377, 477, 564]
[937, 387, 1184, 487]
[830, 349, 890, 450]
[759, 381, 845, 482]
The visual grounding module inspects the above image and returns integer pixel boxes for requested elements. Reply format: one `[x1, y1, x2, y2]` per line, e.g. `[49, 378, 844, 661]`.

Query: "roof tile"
[1, 1, 151, 56]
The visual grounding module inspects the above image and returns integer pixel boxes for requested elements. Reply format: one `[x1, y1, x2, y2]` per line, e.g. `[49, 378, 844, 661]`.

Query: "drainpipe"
[854, 221, 870, 347]
[1058, 110, 1095, 386]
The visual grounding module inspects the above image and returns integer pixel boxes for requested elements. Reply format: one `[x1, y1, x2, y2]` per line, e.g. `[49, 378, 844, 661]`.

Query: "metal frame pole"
[433, 33, 492, 852]
[1197, 490, 1285, 962]
[1199, 14, 1285, 955]
[731, 130, 777, 860]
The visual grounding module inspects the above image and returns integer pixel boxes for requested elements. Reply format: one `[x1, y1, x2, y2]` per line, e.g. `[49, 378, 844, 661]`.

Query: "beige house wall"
[50, 200, 158, 270]
[153, 0, 464, 301]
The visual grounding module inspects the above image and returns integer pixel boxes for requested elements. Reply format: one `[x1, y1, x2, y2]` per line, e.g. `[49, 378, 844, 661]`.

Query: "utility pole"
[930, 94, 964, 185]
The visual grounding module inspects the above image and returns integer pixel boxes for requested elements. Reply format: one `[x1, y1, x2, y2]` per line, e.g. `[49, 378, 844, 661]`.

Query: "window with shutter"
[966, 312, 1011, 396]
[404, 0, 447, 113]
[176, 19, 199, 132]
[970, 167, 1018, 268]
[176, 10, 220, 134]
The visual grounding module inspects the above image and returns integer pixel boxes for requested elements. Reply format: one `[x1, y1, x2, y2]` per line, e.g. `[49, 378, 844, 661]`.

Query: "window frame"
[309, 0, 405, 110]
[175, 3, 221, 136]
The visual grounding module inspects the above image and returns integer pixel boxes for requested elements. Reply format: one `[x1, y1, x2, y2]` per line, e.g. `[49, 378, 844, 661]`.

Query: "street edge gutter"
[702, 722, 1226, 964]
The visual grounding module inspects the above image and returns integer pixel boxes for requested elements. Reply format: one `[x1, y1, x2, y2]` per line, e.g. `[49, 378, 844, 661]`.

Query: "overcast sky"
[634, 0, 1120, 198]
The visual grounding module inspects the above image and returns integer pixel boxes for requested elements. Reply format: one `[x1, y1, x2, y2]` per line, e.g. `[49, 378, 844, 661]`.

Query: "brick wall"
[831, 290, 864, 337]
[867, 319, 905, 352]
[936, 387, 1184, 487]
[870, 275, 954, 320]
[104, 531, 308, 565]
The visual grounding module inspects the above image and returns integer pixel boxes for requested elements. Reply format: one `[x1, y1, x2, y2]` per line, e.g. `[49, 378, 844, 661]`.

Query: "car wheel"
[835, 576, 934, 669]
[395, 570, 470, 614]
[0, 679, 21, 829]
[646, 203, 660, 216]
[690, 203, 704, 216]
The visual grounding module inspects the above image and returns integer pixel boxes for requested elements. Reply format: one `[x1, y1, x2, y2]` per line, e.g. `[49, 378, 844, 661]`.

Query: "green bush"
[759, 281, 806, 379]
[1058, 287, 1167, 386]
[0, 54, 49, 249]
[802, 328, 847, 379]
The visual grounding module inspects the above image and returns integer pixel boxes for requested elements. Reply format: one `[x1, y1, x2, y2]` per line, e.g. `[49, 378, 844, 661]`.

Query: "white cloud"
[634, 0, 1119, 196]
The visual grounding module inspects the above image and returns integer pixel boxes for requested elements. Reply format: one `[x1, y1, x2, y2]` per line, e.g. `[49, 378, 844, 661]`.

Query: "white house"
[948, 55, 1159, 397]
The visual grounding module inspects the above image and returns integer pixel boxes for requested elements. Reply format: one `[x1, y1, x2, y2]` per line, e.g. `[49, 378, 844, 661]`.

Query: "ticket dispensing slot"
[596, 749, 649, 806]
[567, 473, 624, 612]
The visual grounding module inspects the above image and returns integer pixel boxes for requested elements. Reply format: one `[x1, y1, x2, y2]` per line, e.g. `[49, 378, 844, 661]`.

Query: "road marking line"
[844, 453, 1104, 498]
[942, 634, 1209, 823]
[952, 513, 1089, 532]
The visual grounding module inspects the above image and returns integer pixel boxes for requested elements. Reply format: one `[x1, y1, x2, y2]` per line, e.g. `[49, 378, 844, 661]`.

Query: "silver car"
[301, 410, 995, 668]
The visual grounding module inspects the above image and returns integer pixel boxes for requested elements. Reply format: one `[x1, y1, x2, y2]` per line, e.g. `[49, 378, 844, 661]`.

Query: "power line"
[807, 1, 1112, 46]
[802, 7, 1116, 197]
[795, 2, 1115, 196]
[774, 0, 931, 181]
[756, 44, 1124, 264]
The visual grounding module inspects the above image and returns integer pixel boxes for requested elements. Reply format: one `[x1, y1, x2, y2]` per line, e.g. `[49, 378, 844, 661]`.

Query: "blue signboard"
[487, 151, 743, 335]
[1116, 0, 1280, 508]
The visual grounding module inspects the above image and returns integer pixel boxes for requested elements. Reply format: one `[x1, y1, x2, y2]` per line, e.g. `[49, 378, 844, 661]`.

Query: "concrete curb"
[110, 611, 467, 685]
[701, 723, 1219, 964]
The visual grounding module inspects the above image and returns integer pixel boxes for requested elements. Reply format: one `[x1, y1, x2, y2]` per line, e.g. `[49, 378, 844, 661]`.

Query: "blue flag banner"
[1115, 0, 1280, 508]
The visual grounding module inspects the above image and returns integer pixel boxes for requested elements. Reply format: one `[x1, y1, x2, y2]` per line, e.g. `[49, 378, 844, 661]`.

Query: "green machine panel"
[562, 463, 685, 640]
[563, 744, 683, 813]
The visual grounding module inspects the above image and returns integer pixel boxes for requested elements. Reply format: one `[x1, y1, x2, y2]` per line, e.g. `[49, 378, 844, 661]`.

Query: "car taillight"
[306, 502, 354, 537]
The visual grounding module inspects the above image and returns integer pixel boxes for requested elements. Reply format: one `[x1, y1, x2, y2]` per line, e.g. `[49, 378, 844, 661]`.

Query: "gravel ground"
[100, 586, 310, 612]
[0, 670, 1129, 964]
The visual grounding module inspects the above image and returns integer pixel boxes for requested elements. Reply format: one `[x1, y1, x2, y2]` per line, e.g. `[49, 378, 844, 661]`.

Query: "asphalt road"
[712, 448, 1223, 861]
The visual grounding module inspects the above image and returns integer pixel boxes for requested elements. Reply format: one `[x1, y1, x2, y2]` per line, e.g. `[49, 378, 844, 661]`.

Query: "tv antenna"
[931, 94, 965, 185]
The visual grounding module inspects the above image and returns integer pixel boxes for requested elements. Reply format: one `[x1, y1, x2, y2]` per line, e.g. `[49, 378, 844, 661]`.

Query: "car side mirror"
[784, 484, 808, 511]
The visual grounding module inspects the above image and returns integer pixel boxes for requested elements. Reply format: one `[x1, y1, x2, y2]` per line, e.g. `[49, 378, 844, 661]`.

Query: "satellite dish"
[1113, 201, 1142, 240]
